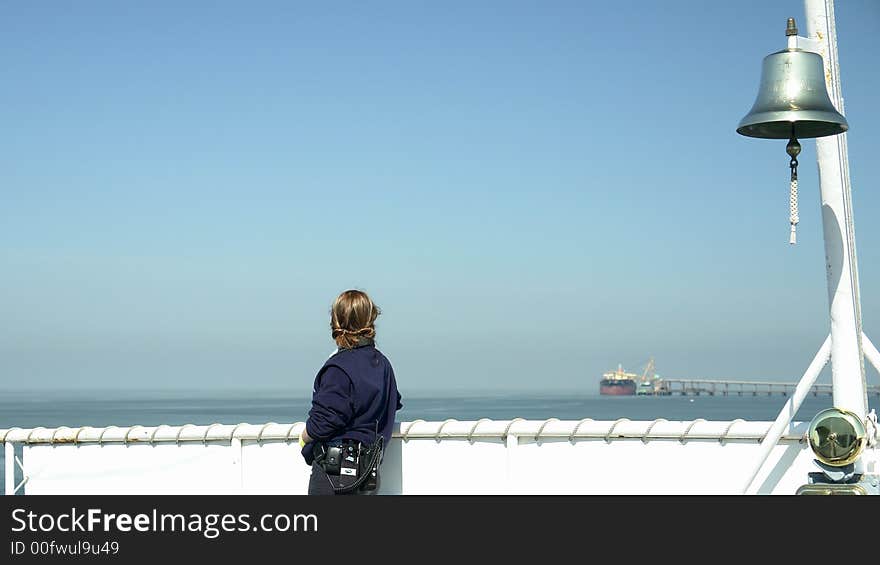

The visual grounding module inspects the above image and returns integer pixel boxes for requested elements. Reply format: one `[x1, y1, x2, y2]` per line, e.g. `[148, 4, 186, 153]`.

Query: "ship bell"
[737, 19, 847, 139]
[736, 18, 849, 246]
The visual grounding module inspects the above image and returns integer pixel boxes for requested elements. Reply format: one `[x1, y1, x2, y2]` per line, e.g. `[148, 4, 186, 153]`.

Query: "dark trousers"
[307, 462, 339, 495]
[307, 462, 380, 495]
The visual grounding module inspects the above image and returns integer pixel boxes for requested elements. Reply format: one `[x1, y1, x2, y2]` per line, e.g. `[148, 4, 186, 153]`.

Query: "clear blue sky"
[1, 1, 878, 395]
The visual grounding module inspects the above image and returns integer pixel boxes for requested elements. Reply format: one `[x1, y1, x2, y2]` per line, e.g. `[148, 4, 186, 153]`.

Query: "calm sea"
[0, 388, 839, 492]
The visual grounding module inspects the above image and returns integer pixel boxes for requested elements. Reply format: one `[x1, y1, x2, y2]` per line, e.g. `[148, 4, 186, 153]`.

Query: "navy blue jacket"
[302, 342, 402, 465]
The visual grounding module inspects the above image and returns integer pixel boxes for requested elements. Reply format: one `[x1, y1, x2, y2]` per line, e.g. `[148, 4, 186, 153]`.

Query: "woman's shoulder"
[373, 346, 396, 368]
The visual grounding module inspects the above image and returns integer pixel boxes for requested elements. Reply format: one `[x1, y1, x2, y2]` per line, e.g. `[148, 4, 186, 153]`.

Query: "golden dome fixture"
[807, 407, 867, 467]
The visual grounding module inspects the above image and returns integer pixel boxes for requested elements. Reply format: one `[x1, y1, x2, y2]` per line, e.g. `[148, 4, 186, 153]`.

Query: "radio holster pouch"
[321, 445, 342, 475]
[314, 437, 384, 494]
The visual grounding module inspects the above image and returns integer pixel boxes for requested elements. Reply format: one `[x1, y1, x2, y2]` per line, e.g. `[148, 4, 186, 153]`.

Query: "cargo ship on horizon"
[600, 358, 662, 396]
[599, 364, 638, 396]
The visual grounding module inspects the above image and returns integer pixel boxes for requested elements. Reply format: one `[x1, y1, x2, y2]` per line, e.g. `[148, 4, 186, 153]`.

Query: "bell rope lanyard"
[786, 128, 801, 245]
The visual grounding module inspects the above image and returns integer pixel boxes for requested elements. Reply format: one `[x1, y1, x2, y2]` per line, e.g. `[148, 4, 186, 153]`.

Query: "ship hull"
[599, 380, 636, 396]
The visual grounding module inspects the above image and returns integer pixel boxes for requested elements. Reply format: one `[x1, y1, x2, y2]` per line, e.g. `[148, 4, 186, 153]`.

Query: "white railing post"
[503, 419, 523, 495]
[862, 333, 880, 375]
[505, 433, 517, 494]
[5, 442, 14, 495]
[231, 437, 243, 490]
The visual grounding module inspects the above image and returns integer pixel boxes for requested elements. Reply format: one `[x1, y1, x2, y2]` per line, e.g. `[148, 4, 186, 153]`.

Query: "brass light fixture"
[806, 407, 866, 467]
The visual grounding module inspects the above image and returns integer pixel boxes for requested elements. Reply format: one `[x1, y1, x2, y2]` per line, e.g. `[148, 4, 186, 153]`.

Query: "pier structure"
[656, 378, 880, 397]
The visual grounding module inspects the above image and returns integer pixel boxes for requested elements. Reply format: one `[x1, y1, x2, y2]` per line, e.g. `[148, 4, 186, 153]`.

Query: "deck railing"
[5, 417, 875, 495]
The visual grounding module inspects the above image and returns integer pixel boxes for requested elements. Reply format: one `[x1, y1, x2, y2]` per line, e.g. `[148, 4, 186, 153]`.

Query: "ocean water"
[0, 388, 842, 429]
[0, 388, 846, 493]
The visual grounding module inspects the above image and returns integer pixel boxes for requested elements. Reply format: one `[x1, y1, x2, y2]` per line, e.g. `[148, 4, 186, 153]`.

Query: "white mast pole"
[803, 0, 867, 419]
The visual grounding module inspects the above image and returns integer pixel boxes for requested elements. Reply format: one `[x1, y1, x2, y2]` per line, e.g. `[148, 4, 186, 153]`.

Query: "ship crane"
[640, 357, 655, 383]
[636, 357, 658, 395]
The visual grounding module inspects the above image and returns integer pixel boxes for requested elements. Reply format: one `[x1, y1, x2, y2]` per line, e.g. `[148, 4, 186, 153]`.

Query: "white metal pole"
[743, 334, 831, 494]
[4, 442, 14, 495]
[862, 333, 880, 376]
[803, 0, 868, 419]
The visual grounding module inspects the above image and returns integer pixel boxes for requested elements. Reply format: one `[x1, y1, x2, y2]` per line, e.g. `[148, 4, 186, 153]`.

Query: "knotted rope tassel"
[786, 134, 801, 245]
[789, 172, 799, 245]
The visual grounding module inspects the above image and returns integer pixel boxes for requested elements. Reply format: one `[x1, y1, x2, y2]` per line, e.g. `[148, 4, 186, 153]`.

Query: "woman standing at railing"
[298, 289, 403, 495]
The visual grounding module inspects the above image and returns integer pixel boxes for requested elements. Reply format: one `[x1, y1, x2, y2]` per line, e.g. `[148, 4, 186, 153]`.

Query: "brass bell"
[736, 18, 849, 245]
[737, 20, 848, 139]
